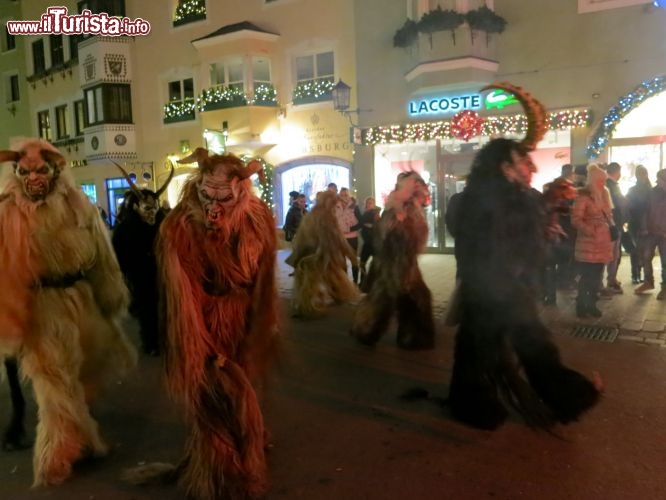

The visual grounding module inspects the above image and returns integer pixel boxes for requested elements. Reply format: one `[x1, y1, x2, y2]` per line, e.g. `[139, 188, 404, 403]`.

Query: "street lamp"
[331, 79, 371, 125]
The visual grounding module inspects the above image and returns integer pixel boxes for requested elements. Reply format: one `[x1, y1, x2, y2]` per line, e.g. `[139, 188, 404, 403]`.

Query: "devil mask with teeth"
[112, 161, 174, 226]
[177, 148, 264, 230]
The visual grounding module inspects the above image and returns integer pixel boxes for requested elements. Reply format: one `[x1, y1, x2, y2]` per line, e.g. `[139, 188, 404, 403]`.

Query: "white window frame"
[578, 0, 651, 13]
[294, 50, 335, 86]
[209, 58, 245, 92]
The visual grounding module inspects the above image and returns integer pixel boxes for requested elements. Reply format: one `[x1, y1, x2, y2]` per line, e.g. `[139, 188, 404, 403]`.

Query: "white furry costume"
[0, 139, 137, 486]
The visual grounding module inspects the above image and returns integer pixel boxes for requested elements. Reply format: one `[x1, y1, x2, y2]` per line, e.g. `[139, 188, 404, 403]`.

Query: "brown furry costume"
[150, 150, 279, 499]
[350, 172, 435, 350]
[285, 190, 359, 318]
[0, 139, 137, 486]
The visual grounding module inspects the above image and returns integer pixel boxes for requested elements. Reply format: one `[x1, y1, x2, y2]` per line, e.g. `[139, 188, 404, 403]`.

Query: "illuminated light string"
[173, 0, 206, 21]
[587, 75, 666, 159]
[241, 155, 275, 211]
[363, 109, 590, 145]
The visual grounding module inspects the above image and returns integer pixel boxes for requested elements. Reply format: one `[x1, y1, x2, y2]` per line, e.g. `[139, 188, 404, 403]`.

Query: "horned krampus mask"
[0, 140, 66, 202]
[112, 161, 174, 225]
[178, 148, 264, 229]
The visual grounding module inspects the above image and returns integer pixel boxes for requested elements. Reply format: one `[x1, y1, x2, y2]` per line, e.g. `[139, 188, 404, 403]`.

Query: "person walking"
[635, 169, 666, 298]
[571, 164, 615, 318]
[626, 165, 651, 284]
[358, 196, 381, 289]
[603, 162, 627, 294]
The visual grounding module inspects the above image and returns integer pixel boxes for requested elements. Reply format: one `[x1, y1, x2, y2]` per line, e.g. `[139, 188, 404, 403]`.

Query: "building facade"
[4, 0, 666, 252]
[352, 0, 666, 252]
[0, 0, 31, 145]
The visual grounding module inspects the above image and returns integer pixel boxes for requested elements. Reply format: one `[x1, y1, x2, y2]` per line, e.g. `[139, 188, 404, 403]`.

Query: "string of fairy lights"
[587, 75, 666, 159]
[173, 0, 206, 22]
[363, 109, 590, 145]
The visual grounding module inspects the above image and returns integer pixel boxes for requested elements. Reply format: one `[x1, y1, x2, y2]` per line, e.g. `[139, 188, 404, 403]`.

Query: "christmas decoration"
[450, 110, 484, 141]
[362, 109, 590, 146]
[173, 0, 206, 25]
[587, 75, 666, 159]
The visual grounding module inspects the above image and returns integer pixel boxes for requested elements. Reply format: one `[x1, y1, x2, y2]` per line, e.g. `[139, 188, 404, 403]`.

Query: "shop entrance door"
[438, 151, 475, 253]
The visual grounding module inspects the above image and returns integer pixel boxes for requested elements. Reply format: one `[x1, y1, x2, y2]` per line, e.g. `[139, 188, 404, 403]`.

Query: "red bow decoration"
[451, 110, 484, 142]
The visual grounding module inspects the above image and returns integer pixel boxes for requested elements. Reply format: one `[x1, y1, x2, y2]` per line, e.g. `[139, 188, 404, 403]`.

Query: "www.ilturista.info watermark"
[7, 7, 150, 36]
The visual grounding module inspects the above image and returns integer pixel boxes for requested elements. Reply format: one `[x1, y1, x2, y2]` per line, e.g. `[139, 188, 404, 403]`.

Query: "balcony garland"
[196, 86, 247, 111]
[173, 0, 206, 27]
[393, 6, 507, 49]
[163, 100, 196, 123]
[362, 109, 590, 146]
[293, 78, 334, 104]
[249, 83, 278, 106]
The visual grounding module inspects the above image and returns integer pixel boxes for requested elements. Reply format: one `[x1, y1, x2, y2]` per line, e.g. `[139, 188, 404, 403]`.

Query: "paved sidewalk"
[277, 249, 666, 347]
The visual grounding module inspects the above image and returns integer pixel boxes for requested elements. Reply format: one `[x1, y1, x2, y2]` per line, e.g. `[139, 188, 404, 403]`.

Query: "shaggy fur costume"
[0, 139, 137, 485]
[151, 151, 279, 500]
[112, 185, 170, 355]
[350, 173, 435, 350]
[448, 138, 600, 430]
[285, 190, 359, 318]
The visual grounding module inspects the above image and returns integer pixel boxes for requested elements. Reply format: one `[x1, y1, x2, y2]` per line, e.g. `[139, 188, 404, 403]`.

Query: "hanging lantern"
[451, 110, 484, 141]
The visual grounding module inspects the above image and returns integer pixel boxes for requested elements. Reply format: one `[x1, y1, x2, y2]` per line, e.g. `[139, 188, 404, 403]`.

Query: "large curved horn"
[110, 160, 143, 198]
[155, 161, 175, 197]
[0, 151, 20, 163]
[480, 81, 547, 151]
[177, 147, 209, 166]
[240, 159, 265, 183]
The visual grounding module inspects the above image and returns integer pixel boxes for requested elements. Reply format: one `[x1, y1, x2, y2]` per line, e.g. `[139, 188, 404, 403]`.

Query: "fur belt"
[34, 271, 85, 289]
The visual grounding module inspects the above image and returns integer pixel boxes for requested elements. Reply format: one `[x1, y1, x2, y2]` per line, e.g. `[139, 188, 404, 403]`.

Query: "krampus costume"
[285, 189, 359, 318]
[111, 161, 174, 355]
[128, 150, 279, 499]
[0, 139, 137, 485]
[350, 172, 436, 350]
[448, 83, 601, 430]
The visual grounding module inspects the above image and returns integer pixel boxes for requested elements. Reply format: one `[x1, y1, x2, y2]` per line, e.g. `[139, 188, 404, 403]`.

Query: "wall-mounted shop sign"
[408, 89, 520, 117]
[484, 89, 519, 110]
[408, 93, 482, 117]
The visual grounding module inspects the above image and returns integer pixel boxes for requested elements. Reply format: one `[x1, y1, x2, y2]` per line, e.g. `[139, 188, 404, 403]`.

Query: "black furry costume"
[350, 174, 435, 350]
[112, 190, 168, 355]
[448, 138, 600, 430]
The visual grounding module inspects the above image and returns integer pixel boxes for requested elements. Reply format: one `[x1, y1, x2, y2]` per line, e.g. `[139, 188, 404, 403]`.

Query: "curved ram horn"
[480, 81, 547, 152]
[240, 159, 265, 183]
[0, 151, 20, 163]
[110, 160, 144, 199]
[177, 147, 209, 166]
[155, 161, 175, 197]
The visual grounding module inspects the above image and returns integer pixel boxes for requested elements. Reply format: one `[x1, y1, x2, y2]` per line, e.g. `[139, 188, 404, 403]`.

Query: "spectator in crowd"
[327, 182, 338, 194]
[603, 162, 627, 294]
[541, 175, 578, 305]
[283, 193, 307, 242]
[571, 164, 614, 318]
[573, 164, 588, 188]
[626, 165, 651, 284]
[635, 169, 666, 299]
[358, 196, 381, 288]
[336, 187, 362, 284]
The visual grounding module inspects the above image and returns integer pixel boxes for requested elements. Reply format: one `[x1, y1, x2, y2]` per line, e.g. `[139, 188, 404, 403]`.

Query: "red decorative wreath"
[451, 110, 484, 142]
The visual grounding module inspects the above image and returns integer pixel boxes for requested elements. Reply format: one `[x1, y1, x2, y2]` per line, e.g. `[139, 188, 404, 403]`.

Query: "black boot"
[585, 291, 602, 318]
[576, 297, 589, 318]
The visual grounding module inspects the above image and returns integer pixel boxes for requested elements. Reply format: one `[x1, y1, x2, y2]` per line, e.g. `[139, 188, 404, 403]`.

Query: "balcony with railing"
[292, 77, 335, 106]
[163, 99, 196, 124]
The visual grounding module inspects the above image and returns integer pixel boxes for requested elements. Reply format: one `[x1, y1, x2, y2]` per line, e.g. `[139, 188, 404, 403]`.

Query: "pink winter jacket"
[571, 189, 614, 264]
